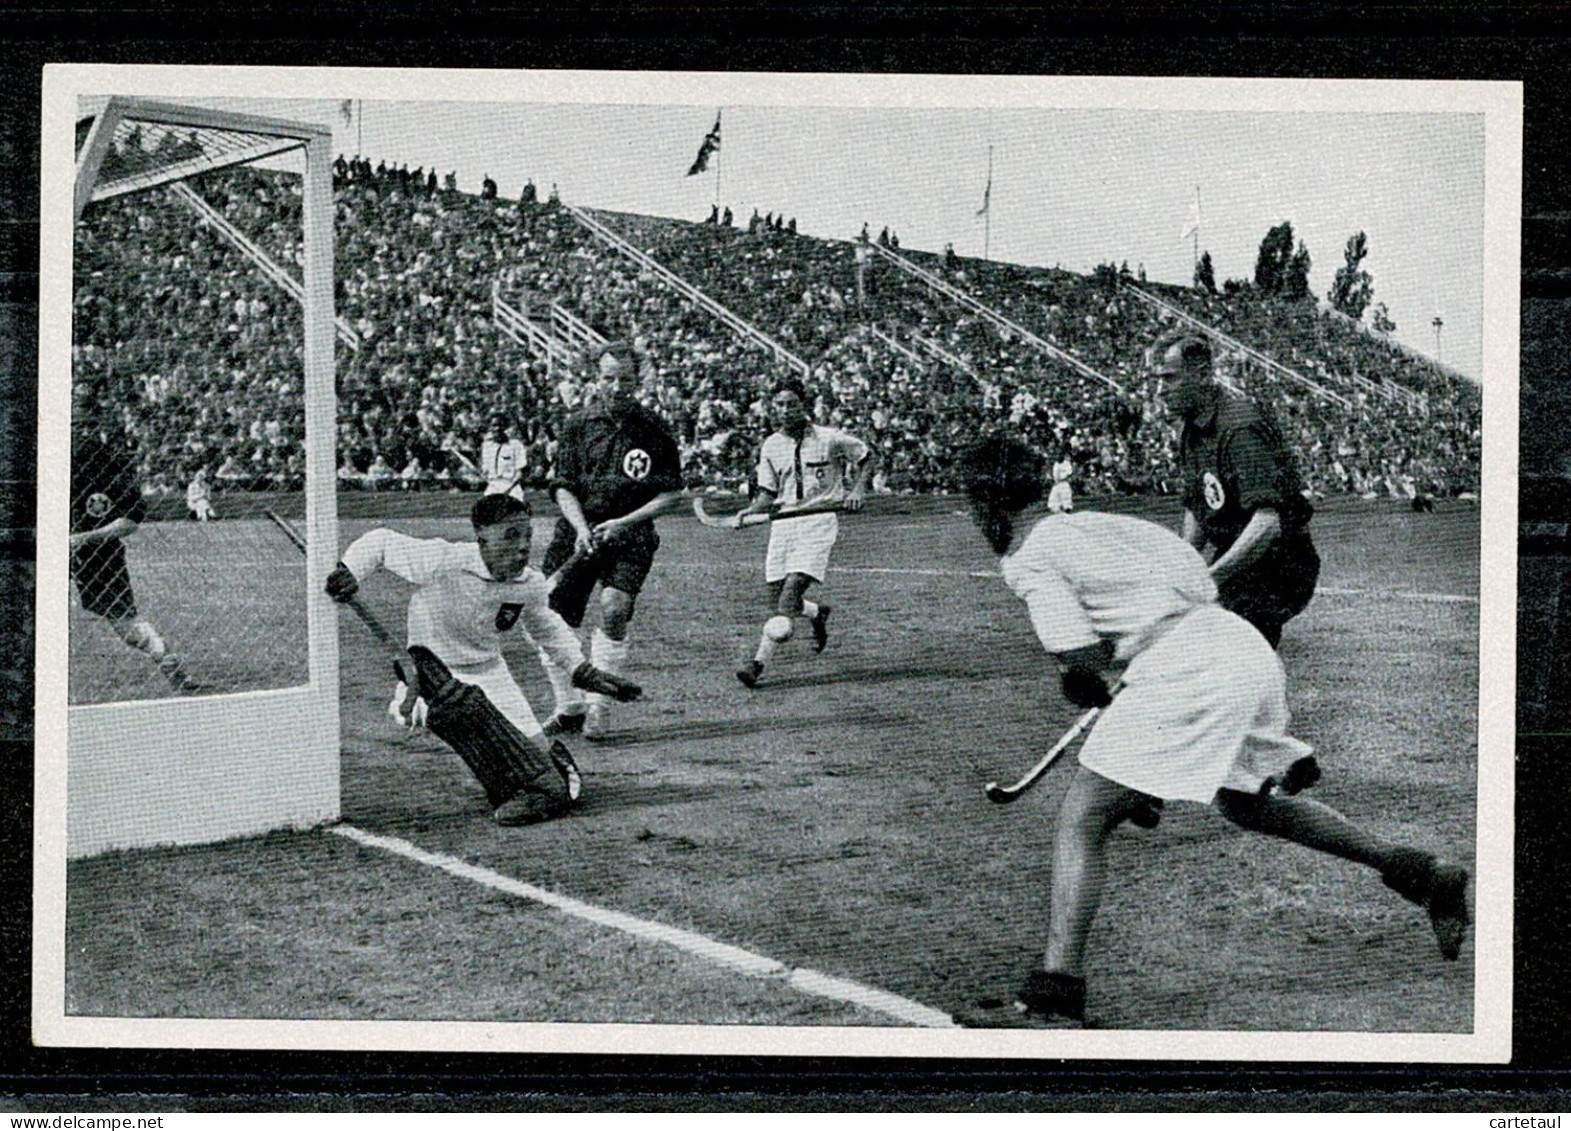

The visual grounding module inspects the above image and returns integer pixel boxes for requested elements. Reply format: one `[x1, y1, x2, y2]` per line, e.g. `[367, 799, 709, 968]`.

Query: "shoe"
[1127, 796, 1164, 830]
[1382, 848, 1470, 961]
[954, 970, 1087, 1029]
[494, 772, 570, 826]
[736, 660, 763, 689]
[543, 711, 586, 737]
[547, 739, 583, 803]
[158, 654, 202, 692]
[810, 605, 832, 654]
[1426, 863, 1471, 962]
[582, 701, 609, 742]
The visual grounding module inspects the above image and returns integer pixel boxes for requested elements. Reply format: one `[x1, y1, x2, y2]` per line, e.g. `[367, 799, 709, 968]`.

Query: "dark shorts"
[71, 539, 138, 620]
[540, 517, 659, 628]
[1215, 533, 1320, 649]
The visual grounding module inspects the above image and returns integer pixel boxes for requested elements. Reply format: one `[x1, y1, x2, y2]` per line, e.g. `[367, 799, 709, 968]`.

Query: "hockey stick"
[984, 687, 1121, 804]
[264, 510, 406, 675]
[691, 496, 848, 530]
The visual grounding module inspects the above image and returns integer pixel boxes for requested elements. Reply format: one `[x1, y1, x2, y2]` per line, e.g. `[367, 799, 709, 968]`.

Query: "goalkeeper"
[325, 492, 642, 826]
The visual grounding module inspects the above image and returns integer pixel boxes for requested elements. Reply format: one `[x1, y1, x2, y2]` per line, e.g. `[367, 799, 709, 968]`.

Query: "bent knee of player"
[599, 587, 635, 636]
[1057, 767, 1129, 842]
[775, 573, 812, 615]
[764, 615, 794, 643]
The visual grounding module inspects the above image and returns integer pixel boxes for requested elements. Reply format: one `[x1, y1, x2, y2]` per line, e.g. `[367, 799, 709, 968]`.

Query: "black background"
[2, 3, 1567, 1111]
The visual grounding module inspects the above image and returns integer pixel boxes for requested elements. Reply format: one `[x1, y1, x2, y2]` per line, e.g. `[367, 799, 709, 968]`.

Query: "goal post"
[64, 97, 341, 857]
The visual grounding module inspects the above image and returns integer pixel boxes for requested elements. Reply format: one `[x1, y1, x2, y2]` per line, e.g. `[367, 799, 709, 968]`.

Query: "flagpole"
[1192, 184, 1199, 273]
[357, 100, 363, 157]
[714, 109, 722, 208]
[984, 145, 993, 262]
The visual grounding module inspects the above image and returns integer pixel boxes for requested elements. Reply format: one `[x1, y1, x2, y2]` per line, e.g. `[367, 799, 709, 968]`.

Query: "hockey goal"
[63, 97, 341, 856]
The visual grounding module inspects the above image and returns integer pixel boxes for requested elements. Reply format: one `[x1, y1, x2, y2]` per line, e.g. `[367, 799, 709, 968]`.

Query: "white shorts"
[1047, 483, 1074, 513]
[765, 512, 839, 584]
[1078, 604, 1312, 803]
[446, 656, 545, 739]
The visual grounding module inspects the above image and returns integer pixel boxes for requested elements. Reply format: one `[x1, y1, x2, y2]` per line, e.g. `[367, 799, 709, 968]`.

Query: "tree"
[1283, 240, 1312, 301]
[1371, 302, 1397, 335]
[1254, 220, 1296, 293]
[1328, 231, 1376, 320]
[1194, 250, 1217, 294]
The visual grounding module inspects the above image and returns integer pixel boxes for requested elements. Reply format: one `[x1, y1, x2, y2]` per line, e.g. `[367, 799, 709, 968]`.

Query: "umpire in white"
[953, 433, 1469, 1028]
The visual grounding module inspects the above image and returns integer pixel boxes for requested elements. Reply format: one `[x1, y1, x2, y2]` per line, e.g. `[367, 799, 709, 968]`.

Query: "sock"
[588, 628, 631, 707]
[800, 599, 820, 622]
[538, 645, 585, 717]
[755, 615, 793, 664]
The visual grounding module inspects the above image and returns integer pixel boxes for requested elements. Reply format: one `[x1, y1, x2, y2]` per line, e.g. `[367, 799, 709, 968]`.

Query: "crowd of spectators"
[72, 150, 1481, 509]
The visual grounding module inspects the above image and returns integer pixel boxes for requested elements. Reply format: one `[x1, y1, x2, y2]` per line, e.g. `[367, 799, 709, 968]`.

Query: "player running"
[535, 342, 684, 740]
[733, 376, 874, 689]
[324, 492, 641, 826]
[1151, 335, 1321, 648]
[953, 434, 1469, 1029]
[71, 395, 197, 693]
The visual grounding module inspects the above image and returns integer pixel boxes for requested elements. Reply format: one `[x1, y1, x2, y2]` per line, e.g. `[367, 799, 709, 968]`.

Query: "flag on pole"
[687, 112, 722, 176]
[339, 100, 355, 126]
[1180, 189, 1201, 240]
[976, 170, 992, 217]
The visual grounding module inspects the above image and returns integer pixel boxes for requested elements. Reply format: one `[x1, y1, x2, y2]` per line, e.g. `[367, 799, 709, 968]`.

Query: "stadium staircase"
[1316, 302, 1433, 410]
[490, 282, 582, 368]
[566, 205, 811, 378]
[866, 326, 931, 373]
[909, 333, 981, 383]
[169, 182, 362, 351]
[1120, 283, 1351, 410]
[865, 242, 1124, 393]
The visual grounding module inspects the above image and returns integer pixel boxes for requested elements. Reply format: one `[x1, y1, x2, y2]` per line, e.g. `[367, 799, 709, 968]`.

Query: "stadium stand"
[72, 155, 1481, 505]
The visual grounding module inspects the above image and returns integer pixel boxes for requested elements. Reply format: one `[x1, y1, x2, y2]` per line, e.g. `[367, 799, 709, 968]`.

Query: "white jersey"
[341, 528, 583, 670]
[1001, 511, 1217, 663]
[1052, 459, 1073, 484]
[755, 424, 869, 507]
[480, 438, 528, 493]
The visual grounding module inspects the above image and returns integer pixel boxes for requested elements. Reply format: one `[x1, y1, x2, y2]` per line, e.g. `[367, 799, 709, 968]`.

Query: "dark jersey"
[71, 436, 146, 534]
[550, 401, 682, 524]
[1179, 392, 1312, 552]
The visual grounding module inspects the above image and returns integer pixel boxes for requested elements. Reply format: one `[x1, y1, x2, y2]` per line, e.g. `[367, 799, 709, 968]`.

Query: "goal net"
[67, 98, 341, 856]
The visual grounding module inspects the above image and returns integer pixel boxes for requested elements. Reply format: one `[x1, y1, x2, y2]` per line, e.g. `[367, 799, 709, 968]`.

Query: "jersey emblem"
[1202, 471, 1226, 511]
[84, 492, 112, 519]
[495, 603, 523, 631]
[622, 448, 651, 480]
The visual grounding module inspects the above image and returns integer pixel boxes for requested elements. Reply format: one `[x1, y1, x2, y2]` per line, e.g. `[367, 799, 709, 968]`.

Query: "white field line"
[331, 823, 956, 1029]
[670, 561, 1479, 604]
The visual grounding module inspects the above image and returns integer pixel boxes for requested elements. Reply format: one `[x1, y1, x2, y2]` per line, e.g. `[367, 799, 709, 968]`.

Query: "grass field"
[63, 493, 1480, 1032]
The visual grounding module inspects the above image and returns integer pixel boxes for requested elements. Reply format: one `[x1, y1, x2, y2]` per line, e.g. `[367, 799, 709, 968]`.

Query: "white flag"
[1180, 191, 1201, 241]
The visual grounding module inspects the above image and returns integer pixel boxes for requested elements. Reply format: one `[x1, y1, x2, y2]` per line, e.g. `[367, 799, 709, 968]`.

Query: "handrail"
[566, 205, 810, 378]
[866, 242, 1122, 393]
[169, 182, 361, 351]
[491, 282, 577, 367]
[1121, 283, 1352, 409]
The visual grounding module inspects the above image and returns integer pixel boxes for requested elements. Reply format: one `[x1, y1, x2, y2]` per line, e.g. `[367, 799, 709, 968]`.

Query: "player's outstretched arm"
[1209, 507, 1282, 587]
[594, 489, 686, 540]
[844, 449, 877, 512]
[70, 516, 139, 549]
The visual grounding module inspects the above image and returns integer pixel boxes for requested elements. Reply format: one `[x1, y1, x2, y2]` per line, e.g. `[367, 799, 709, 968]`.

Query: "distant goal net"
[67, 98, 341, 856]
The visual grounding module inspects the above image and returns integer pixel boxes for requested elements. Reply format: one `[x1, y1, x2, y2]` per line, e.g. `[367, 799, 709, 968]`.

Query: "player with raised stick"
[535, 341, 684, 740]
[952, 433, 1469, 1029]
[730, 376, 873, 689]
[71, 382, 197, 692]
[323, 493, 643, 826]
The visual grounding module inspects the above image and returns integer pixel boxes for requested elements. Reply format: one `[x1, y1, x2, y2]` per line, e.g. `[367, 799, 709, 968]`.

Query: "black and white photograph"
[32, 66, 1517, 1062]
